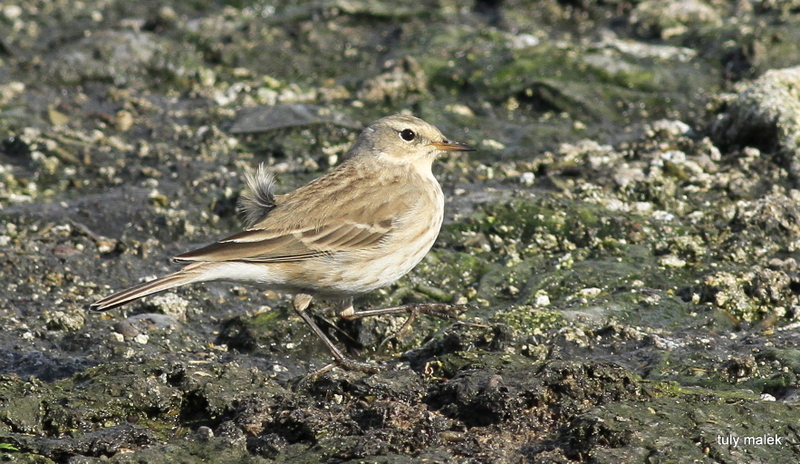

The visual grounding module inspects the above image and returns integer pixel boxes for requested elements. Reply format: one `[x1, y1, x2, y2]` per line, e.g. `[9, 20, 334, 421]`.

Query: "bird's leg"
[291, 293, 379, 374]
[337, 301, 465, 348]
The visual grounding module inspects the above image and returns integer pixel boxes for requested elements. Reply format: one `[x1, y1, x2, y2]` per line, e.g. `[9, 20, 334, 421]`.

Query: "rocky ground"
[2, 0, 800, 462]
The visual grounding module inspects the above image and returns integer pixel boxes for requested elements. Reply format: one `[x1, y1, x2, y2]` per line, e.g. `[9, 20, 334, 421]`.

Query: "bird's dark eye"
[400, 129, 416, 141]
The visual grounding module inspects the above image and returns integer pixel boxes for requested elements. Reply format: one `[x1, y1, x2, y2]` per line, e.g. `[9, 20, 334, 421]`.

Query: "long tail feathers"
[90, 267, 201, 312]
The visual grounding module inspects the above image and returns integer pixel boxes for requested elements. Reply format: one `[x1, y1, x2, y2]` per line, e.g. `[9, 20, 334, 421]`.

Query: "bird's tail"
[90, 264, 205, 311]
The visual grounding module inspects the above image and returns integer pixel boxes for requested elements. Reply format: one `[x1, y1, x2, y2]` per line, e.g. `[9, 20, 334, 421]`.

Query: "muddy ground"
[2, 0, 800, 462]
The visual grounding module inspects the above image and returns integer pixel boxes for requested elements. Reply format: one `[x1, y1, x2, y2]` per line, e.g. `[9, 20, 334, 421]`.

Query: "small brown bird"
[91, 114, 474, 371]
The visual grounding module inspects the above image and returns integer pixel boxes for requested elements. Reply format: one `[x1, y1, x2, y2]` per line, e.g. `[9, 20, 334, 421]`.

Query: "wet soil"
[2, 1, 800, 462]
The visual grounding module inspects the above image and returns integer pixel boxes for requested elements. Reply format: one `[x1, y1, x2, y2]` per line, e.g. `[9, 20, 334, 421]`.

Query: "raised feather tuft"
[237, 163, 276, 227]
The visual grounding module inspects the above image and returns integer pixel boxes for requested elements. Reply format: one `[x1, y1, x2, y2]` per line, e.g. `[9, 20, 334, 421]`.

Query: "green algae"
[3, 0, 800, 462]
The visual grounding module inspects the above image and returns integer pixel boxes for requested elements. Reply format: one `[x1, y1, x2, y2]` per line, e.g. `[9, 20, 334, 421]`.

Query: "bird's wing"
[173, 218, 394, 263]
[174, 166, 416, 264]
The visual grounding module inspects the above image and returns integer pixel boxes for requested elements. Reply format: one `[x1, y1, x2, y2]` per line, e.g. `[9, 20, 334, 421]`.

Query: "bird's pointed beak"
[431, 139, 476, 152]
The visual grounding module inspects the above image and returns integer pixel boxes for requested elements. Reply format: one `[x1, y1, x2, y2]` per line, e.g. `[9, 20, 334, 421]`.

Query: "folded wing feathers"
[175, 221, 392, 263]
[302, 223, 387, 250]
[175, 163, 402, 264]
